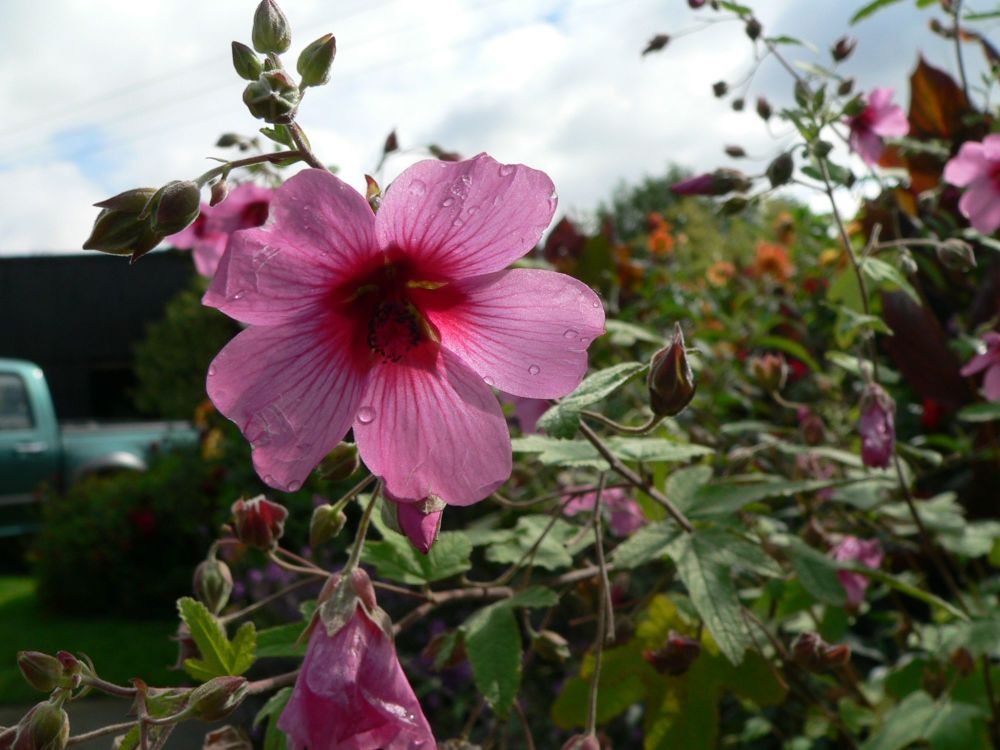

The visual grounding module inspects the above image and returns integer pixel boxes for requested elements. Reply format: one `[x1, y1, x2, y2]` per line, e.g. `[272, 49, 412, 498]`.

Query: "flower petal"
[983, 364, 1000, 402]
[961, 351, 997, 377]
[943, 141, 988, 187]
[425, 269, 605, 399]
[959, 177, 1000, 235]
[376, 154, 556, 279]
[394, 499, 443, 554]
[354, 349, 511, 506]
[207, 316, 368, 492]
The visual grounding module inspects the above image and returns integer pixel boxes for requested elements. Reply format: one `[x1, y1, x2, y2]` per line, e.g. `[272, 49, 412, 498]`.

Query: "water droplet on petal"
[263, 474, 276, 486]
[232, 290, 245, 300]
[499, 164, 515, 177]
[452, 218, 463, 227]
[409, 179, 427, 197]
[441, 197, 455, 208]
[579, 336, 590, 344]
[208, 365, 216, 376]
[591, 300, 601, 308]
[563, 329, 578, 339]
[528, 364, 541, 375]
[467, 205, 478, 215]
[286, 480, 302, 492]
[357, 406, 376, 424]
[483, 375, 495, 386]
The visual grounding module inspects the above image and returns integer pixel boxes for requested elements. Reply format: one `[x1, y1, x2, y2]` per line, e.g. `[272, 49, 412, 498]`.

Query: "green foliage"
[177, 597, 256, 680]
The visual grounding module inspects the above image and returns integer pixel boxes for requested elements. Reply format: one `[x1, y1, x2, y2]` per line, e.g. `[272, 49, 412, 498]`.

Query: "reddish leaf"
[907, 56, 971, 140]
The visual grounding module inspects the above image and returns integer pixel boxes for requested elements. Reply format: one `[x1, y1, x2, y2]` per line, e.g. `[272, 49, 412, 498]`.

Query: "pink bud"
[859, 383, 895, 468]
[349, 568, 378, 612]
[230, 496, 288, 549]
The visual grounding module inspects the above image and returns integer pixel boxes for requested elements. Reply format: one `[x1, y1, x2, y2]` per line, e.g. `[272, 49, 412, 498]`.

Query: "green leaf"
[538, 361, 647, 438]
[503, 585, 560, 609]
[667, 532, 750, 664]
[862, 257, 920, 304]
[850, 0, 905, 25]
[924, 612, 1000, 658]
[485, 515, 589, 571]
[551, 642, 653, 728]
[254, 686, 293, 750]
[785, 538, 847, 606]
[256, 621, 308, 658]
[718, 1, 752, 15]
[606, 319, 664, 346]
[957, 402, 1000, 423]
[462, 603, 521, 716]
[611, 522, 680, 569]
[687, 477, 857, 517]
[362, 530, 472, 585]
[512, 435, 712, 469]
[828, 350, 901, 382]
[860, 691, 989, 750]
[177, 597, 256, 681]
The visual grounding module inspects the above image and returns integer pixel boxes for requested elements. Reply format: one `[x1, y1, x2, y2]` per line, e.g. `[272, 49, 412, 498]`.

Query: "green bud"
[937, 238, 976, 271]
[15, 701, 69, 750]
[252, 0, 291, 54]
[193, 557, 233, 615]
[297, 33, 336, 88]
[719, 196, 750, 215]
[149, 180, 201, 235]
[309, 505, 348, 548]
[317, 443, 360, 481]
[813, 140, 834, 158]
[647, 323, 696, 417]
[16, 652, 63, 693]
[231, 41, 263, 81]
[365, 175, 382, 213]
[766, 152, 794, 188]
[748, 353, 788, 393]
[185, 676, 248, 722]
[243, 70, 301, 124]
[83, 188, 162, 261]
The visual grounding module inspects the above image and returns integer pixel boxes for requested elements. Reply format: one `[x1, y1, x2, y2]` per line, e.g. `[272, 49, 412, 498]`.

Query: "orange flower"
[648, 227, 675, 256]
[753, 242, 795, 282]
[706, 260, 736, 287]
[819, 248, 844, 268]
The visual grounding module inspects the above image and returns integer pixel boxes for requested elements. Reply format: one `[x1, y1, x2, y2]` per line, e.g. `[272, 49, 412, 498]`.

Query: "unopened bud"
[756, 96, 772, 120]
[670, 168, 751, 197]
[731, 97, 745, 111]
[193, 557, 233, 615]
[309, 505, 347, 548]
[688, 0, 707, 7]
[209, 180, 230, 207]
[648, 323, 697, 417]
[171, 623, 199, 671]
[365, 175, 382, 213]
[150, 180, 201, 235]
[859, 382, 895, 469]
[812, 140, 834, 158]
[350, 568, 378, 612]
[15, 701, 69, 750]
[186, 676, 248, 722]
[792, 632, 851, 673]
[748, 353, 788, 392]
[641, 34, 670, 56]
[83, 188, 161, 261]
[899, 249, 918, 276]
[297, 33, 336, 88]
[831, 36, 857, 62]
[766, 152, 794, 188]
[724, 145, 746, 158]
[532, 629, 571, 663]
[383, 130, 399, 156]
[745, 17, 762, 40]
[712, 80, 728, 97]
[251, 0, 291, 54]
[16, 653, 63, 693]
[719, 196, 750, 215]
[937, 239, 976, 271]
[561, 735, 600, 750]
[242, 70, 301, 124]
[231, 42, 263, 81]
[837, 78, 855, 97]
[643, 630, 701, 675]
[317, 443, 360, 481]
[231, 496, 288, 549]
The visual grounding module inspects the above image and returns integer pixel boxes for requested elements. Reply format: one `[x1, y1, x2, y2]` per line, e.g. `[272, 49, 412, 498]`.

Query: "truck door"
[0, 371, 59, 498]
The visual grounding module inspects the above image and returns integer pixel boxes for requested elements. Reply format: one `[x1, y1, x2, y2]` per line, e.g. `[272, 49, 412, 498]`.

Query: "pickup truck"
[0, 358, 198, 529]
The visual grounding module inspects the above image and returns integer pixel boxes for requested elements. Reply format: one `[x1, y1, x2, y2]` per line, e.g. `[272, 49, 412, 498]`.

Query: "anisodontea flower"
[279, 569, 435, 749]
[960, 331, 1000, 401]
[204, 155, 605, 505]
[830, 536, 883, 608]
[858, 383, 895, 469]
[564, 486, 647, 536]
[847, 88, 909, 165]
[943, 134, 1000, 235]
[168, 183, 273, 277]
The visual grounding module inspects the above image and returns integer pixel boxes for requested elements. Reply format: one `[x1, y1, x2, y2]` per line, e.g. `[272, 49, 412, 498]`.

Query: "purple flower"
[944, 135, 1000, 235]
[831, 537, 883, 608]
[564, 486, 647, 536]
[847, 88, 909, 165]
[859, 383, 895, 469]
[960, 332, 1000, 401]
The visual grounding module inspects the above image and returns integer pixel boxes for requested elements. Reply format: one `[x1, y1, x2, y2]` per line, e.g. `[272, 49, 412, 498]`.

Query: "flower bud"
[202, 726, 252, 750]
[171, 622, 200, 671]
[83, 188, 161, 260]
[859, 383, 895, 469]
[724, 145, 746, 158]
[230, 496, 288, 549]
[297, 33, 336, 88]
[756, 96, 772, 121]
[365, 175, 382, 213]
[950, 647, 976, 677]
[797, 407, 826, 446]
[766, 152, 794, 188]
[14, 701, 69, 750]
[831, 36, 857, 62]
[791, 632, 851, 673]
[185, 676, 248, 722]
[641, 34, 670, 56]
[149, 180, 201, 235]
[731, 97, 745, 111]
[309, 504, 347, 548]
[562, 735, 600, 750]
[936, 239, 976, 271]
[231, 41, 263, 81]
[712, 80, 728, 97]
[837, 78, 855, 97]
[719, 196, 750, 215]
[688, 0, 707, 7]
[317, 443, 360, 481]
[16, 653, 63, 694]
[643, 630, 701, 675]
[251, 0, 291, 54]
[349, 568, 378, 612]
[193, 557, 233, 614]
[209, 180, 230, 207]
[745, 17, 762, 40]
[648, 323, 696, 417]
[670, 168, 751, 197]
[748, 353, 788, 392]
[532, 629, 571, 663]
[898, 249, 918, 276]
[242, 70, 301, 124]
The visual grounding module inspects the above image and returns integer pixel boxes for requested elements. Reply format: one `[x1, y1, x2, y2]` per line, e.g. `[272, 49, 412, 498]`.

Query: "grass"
[0, 576, 180, 705]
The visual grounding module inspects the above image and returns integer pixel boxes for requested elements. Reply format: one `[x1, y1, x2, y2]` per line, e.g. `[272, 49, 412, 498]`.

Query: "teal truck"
[0, 358, 198, 531]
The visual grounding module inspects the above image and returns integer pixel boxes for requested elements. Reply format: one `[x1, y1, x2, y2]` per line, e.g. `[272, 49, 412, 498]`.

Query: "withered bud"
[745, 17, 762, 40]
[16, 652, 64, 693]
[837, 78, 855, 97]
[756, 96, 772, 120]
[383, 129, 399, 156]
[231, 496, 288, 549]
[766, 152, 794, 188]
[724, 145, 747, 158]
[712, 80, 729, 97]
[950, 647, 976, 677]
[936, 239, 976, 271]
[647, 323, 697, 417]
[185, 676, 248, 722]
[642, 34, 670, 56]
[831, 36, 857, 62]
[731, 97, 745, 112]
[231, 42, 263, 81]
[643, 630, 701, 675]
[252, 0, 291, 54]
[748, 353, 788, 392]
[297, 33, 336, 88]
[193, 557, 233, 615]
[309, 504, 348, 548]
[791, 632, 851, 673]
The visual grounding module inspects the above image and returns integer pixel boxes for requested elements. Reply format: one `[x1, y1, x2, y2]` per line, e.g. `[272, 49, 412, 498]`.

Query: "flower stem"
[287, 121, 326, 170]
[592, 474, 615, 644]
[580, 410, 663, 435]
[193, 150, 309, 187]
[344, 485, 379, 572]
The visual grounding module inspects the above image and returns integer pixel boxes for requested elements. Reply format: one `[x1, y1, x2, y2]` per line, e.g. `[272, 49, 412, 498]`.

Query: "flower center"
[367, 300, 423, 362]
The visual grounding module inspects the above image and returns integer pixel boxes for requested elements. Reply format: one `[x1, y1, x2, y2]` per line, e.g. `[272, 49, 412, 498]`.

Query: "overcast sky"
[0, 0, 981, 254]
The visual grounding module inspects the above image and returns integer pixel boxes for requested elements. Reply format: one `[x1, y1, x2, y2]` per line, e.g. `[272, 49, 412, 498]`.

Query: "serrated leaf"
[462, 603, 521, 716]
[256, 621, 308, 658]
[512, 435, 712, 469]
[551, 642, 652, 728]
[362, 530, 472, 585]
[860, 691, 989, 750]
[538, 361, 646, 438]
[177, 597, 257, 680]
[785, 538, 847, 606]
[610, 522, 679, 569]
[485, 515, 588, 571]
[665, 465, 712, 509]
[230, 621, 257, 675]
[667, 532, 750, 664]
[687, 478, 858, 517]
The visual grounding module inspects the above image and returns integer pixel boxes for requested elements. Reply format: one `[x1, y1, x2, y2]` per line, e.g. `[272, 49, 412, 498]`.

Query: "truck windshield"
[0, 374, 33, 431]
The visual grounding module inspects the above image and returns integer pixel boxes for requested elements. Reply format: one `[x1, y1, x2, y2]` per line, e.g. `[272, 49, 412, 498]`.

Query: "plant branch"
[247, 669, 299, 695]
[287, 121, 326, 170]
[67, 721, 138, 746]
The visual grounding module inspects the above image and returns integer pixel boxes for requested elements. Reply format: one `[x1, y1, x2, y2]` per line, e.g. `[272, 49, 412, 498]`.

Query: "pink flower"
[858, 383, 895, 469]
[279, 570, 435, 749]
[388, 495, 444, 554]
[500, 393, 550, 434]
[943, 134, 1000, 235]
[960, 331, 1000, 401]
[203, 155, 605, 504]
[847, 88, 909, 165]
[831, 536, 883, 608]
[168, 183, 273, 277]
[564, 486, 647, 536]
